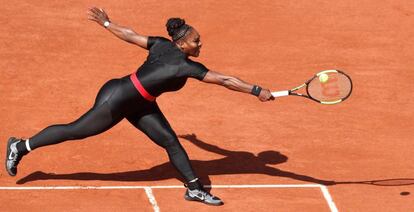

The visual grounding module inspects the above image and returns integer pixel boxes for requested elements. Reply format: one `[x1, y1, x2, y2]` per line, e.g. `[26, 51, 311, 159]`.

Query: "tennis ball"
[319, 73, 329, 83]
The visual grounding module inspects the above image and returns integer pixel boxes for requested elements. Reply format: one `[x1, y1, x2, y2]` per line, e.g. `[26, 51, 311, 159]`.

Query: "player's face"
[179, 29, 202, 57]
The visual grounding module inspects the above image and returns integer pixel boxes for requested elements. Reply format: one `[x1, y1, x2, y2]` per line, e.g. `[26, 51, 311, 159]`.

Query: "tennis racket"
[271, 70, 353, 104]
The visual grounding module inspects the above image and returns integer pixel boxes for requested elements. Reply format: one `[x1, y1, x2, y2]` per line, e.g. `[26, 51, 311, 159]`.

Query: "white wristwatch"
[103, 21, 110, 28]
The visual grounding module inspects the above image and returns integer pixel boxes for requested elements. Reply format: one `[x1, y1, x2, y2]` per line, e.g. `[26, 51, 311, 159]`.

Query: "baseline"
[0, 184, 338, 212]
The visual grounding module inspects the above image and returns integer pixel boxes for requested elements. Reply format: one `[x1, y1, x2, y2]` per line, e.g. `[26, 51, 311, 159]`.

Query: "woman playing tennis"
[5, 7, 274, 206]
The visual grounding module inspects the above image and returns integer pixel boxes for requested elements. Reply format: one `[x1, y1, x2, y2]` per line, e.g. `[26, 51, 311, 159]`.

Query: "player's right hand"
[258, 89, 275, 102]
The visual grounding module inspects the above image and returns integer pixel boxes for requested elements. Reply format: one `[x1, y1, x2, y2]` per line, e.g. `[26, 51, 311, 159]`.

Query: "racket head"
[305, 70, 353, 104]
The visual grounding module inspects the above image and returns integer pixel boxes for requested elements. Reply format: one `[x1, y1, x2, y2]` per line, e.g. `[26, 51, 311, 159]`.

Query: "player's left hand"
[87, 7, 110, 27]
[258, 89, 275, 102]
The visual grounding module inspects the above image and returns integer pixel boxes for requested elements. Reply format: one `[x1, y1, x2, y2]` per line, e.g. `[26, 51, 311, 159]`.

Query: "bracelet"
[251, 85, 262, 96]
[103, 21, 110, 28]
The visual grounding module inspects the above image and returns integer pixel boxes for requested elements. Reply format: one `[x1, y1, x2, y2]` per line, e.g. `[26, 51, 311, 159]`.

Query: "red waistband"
[130, 73, 156, 102]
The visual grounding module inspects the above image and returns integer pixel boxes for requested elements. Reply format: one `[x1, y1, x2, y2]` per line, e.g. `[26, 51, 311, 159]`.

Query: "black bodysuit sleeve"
[147, 36, 169, 50]
[180, 60, 209, 81]
[146, 37, 158, 49]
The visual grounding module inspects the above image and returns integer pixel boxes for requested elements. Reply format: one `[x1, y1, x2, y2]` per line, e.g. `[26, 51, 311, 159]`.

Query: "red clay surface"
[155, 187, 331, 212]
[1, 0, 414, 211]
[0, 189, 150, 211]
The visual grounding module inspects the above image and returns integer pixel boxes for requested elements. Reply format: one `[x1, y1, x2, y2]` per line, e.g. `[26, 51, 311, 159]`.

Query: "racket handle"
[271, 90, 289, 97]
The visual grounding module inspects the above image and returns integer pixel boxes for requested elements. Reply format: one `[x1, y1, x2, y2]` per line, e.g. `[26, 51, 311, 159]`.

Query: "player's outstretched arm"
[202, 70, 274, 102]
[87, 7, 149, 49]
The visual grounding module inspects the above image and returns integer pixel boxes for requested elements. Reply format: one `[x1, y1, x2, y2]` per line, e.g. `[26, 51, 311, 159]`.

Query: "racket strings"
[307, 72, 352, 102]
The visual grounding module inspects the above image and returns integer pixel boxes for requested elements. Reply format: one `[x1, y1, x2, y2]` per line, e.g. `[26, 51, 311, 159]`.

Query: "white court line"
[0, 184, 338, 212]
[144, 187, 160, 212]
[0, 186, 150, 190]
[205, 184, 321, 188]
[319, 185, 339, 212]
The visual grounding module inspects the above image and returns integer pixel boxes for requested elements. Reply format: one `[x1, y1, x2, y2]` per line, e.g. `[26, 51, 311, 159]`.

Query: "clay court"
[1, 0, 413, 211]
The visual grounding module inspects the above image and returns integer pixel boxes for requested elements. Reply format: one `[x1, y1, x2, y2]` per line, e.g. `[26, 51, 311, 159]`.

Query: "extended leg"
[6, 102, 123, 176]
[5, 78, 125, 176]
[29, 102, 123, 150]
[126, 106, 197, 182]
[127, 106, 223, 206]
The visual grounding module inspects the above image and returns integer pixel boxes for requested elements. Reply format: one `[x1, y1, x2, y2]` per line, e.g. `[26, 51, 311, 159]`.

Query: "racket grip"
[271, 90, 289, 97]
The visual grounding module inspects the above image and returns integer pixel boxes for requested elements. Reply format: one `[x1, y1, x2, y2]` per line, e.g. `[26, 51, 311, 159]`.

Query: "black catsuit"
[29, 37, 209, 181]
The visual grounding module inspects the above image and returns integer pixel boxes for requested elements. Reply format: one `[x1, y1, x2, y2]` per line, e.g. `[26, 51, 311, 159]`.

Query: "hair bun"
[166, 18, 186, 37]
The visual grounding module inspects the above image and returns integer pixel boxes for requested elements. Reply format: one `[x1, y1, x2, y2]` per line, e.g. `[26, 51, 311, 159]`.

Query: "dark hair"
[166, 18, 192, 41]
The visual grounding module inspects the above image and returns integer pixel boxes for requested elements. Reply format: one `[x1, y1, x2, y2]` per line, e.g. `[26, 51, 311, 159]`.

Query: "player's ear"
[175, 39, 187, 50]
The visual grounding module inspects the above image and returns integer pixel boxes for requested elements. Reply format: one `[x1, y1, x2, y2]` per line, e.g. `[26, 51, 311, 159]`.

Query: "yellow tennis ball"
[319, 73, 329, 83]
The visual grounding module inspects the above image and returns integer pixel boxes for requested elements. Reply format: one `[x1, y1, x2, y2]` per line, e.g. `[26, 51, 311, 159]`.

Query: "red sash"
[130, 73, 156, 102]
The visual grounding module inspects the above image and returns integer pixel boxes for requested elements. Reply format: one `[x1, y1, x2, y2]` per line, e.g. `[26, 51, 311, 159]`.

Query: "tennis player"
[5, 7, 274, 206]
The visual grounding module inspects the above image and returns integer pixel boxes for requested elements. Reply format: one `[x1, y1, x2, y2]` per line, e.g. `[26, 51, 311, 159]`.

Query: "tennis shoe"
[184, 187, 223, 206]
[5, 137, 24, 176]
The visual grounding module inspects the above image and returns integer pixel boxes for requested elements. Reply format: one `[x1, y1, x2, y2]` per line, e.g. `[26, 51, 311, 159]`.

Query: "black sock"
[16, 140, 29, 155]
[187, 179, 203, 190]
